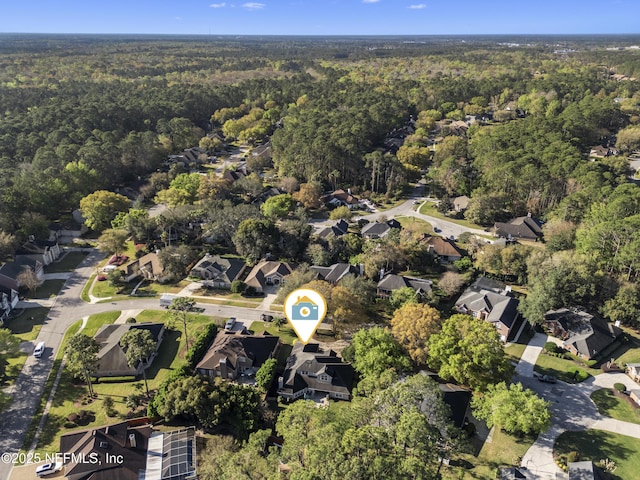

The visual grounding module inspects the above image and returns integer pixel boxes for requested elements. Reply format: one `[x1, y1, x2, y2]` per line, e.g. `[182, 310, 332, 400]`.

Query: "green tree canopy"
[79, 190, 131, 231]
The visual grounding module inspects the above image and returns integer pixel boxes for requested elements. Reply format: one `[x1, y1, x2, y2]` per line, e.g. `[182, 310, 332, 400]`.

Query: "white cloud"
[210, 2, 226, 7]
[242, 2, 266, 9]
[408, 3, 426, 8]
[362, 0, 380, 3]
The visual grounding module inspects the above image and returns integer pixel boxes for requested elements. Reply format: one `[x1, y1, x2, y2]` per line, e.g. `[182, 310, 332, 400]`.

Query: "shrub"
[185, 323, 218, 369]
[566, 451, 580, 463]
[125, 317, 137, 324]
[103, 396, 116, 417]
[614, 382, 626, 392]
[126, 393, 143, 410]
[544, 342, 558, 353]
[67, 413, 79, 423]
[64, 422, 77, 429]
[231, 280, 246, 293]
[255, 358, 277, 392]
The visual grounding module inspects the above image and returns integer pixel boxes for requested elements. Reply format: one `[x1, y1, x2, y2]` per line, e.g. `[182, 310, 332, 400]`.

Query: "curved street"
[0, 250, 277, 480]
[517, 333, 640, 479]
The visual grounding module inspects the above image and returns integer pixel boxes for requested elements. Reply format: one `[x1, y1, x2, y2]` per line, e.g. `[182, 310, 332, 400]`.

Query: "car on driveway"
[36, 462, 62, 477]
[537, 374, 557, 383]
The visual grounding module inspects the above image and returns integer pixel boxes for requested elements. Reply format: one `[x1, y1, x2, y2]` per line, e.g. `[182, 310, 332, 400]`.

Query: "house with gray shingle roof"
[278, 343, 354, 402]
[189, 254, 246, 288]
[455, 277, 519, 341]
[376, 273, 432, 299]
[494, 214, 543, 241]
[316, 219, 349, 239]
[544, 308, 621, 360]
[361, 219, 401, 239]
[195, 332, 280, 380]
[0, 256, 44, 291]
[310, 263, 359, 285]
[93, 323, 164, 379]
[244, 260, 293, 293]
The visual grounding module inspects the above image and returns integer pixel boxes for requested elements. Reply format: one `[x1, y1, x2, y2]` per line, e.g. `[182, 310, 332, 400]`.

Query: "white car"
[34, 341, 45, 358]
[35, 462, 61, 477]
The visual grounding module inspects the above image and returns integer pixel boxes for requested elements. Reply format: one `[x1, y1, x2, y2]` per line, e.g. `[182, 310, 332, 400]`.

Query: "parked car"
[225, 317, 237, 330]
[537, 374, 557, 383]
[34, 341, 45, 358]
[36, 462, 61, 477]
[261, 314, 273, 322]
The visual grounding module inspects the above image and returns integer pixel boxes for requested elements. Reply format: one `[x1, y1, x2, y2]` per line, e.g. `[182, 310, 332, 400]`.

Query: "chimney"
[129, 433, 137, 448]
[278, 377, 283, 389]
[359, 263, 364, 276]
[380, 268, 385, 279]
[527, 212, 532, 217]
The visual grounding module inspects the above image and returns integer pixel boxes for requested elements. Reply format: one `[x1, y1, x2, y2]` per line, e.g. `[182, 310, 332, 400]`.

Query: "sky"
[1, 0, 639, 36]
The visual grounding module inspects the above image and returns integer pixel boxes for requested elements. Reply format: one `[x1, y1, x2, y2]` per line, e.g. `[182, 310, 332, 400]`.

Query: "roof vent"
[99, 441, 109, 449]
[129, 433, 137, 448]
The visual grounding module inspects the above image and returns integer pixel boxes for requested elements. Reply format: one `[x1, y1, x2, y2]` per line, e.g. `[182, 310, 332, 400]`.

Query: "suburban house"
[244, 260, 293, 293]
[422, 235, 464, 263]
[376, 273, 432, 299]
[439, 383, 472, 428]
[223, 168, 246, 183]
[59, 419, 153, 480]
[453, 195, 470, 212]
[189, 254, 246, 288]
[17, 238, 62, 266]
[361, 219, 401, 239]
[568, 461, 607, 480]
[627, 363, 640, 383]
[455, 277, 520, 342]
[325, 189, 362, 210]
[316, 219, 349, 239]
[93, 323, 165, 379]
[494, 214, 543, 241]
[0, 285, 19, 325]
[310, 263, 360, 285]
[0, 256, 45, 291]
[544, 308, 621, 360]
[123, 252, 165, 283]
[195, 332, 280, 380]
[589, 145, 618, 159]
[278, 343, 354, 402]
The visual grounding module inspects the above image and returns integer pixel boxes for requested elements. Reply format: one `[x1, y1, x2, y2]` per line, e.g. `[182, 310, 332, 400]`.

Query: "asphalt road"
[0, 250, 276, 480]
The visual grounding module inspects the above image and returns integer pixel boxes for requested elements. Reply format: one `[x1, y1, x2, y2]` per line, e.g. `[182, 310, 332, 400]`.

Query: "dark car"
[261, 314, 274, 322]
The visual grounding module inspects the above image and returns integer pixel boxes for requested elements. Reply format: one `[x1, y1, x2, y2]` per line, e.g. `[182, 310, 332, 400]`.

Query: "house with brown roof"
[455, 277, 520, 342]
[376, 273, 432, 299]
[422, 235, 464, 263]
[278, 343, 354, 401]
[195, 332, 280, 380]
[326, 189, 362, 210]
[589, 145, 617, 159]
[189, 254, 246, 288]
[123, 252, 165, 283]
[494, 214, 543, 241]
[93, 323, 164, 379]
[59, 419, 153, 480]
[544, 308, 621, 360]
[244, 260, 293, 293]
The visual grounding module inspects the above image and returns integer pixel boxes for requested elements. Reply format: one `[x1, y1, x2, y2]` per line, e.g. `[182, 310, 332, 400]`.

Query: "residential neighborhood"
[1, 33, 640, 480]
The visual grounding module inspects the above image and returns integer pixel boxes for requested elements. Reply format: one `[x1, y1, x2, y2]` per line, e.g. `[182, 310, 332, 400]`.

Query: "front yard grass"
[534, 351, 599, 383]
[590, 388, 640, 425]
[31, 280, 66, 299]
[395, 216, 434, 235]
[554, 430, 640, 480]
[442, 428, 536, 479]
[5, 307, 49, 342]
[44, 251, 88, 273]
[33, 309, 224, 456]
[418, 201, 485, 231]
[249, 321, 297, 345]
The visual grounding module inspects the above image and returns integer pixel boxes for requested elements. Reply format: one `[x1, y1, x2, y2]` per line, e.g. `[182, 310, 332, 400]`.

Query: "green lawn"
[33, 309, 224, 456]
[418, 201, 485, 231]
[249, 321, 298, 345]
[396, 216, 434, 235]
[554, 430, 640, 480]
[82, 311, 120, 337]
[590, 388, 640, 425]
[534, 351, 599, 383]
[31, 280, 66, 299]
[608, 330, 640, 366]
[505, 324, 534, 363]
[191, 288, 263, 304]
[45, 251, 88, 273]
[81, 274, 95, 302]
[442, 428, 536, 479]
[5, 307, 49, 342]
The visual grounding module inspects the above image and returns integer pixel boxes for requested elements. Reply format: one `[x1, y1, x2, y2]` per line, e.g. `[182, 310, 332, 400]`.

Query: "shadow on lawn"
[145, 329, 182, 380]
